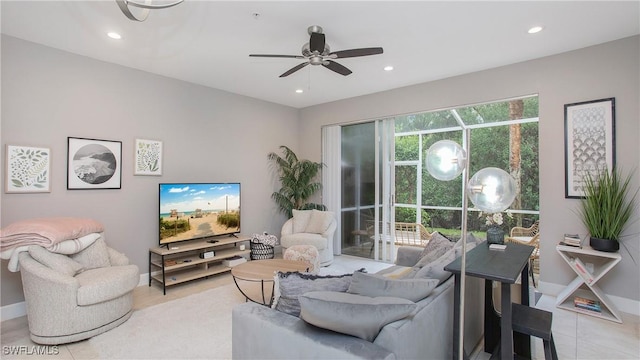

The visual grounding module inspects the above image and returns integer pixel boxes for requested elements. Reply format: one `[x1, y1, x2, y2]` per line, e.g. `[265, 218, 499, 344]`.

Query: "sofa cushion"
[347, 272, 438, 302]
[75, 265, 139, 306]
[272, 270, 363, 316]
[28, 246, 84, 276]
[305, 210, 334, 234]
[299, 291, 416, 342]
[71, 237, 111, 270]
[292, 210, 313, 233]
[281, 233, 327, 250]
[415, 232, 454, 268]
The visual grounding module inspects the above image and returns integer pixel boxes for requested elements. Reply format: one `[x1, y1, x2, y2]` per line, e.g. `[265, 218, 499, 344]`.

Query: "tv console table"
[149, 234, 250, 294]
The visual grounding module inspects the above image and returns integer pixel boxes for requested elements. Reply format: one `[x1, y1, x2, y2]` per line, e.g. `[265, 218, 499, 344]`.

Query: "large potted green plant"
[578, 167, 638, 252]
[268, 146, 326, 218]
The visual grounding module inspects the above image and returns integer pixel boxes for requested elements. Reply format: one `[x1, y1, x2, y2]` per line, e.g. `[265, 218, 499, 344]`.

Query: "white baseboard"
[1, 301, 26, 322]
[538, 280, 640, 317]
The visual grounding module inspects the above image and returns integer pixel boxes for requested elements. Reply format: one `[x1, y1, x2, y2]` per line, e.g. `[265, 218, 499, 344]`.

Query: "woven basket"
[250, 239, 274, 260]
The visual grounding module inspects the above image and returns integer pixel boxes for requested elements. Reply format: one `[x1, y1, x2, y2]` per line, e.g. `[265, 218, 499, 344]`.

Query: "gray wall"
[299, 36, 640, 309]
[1, 35, 297, 306]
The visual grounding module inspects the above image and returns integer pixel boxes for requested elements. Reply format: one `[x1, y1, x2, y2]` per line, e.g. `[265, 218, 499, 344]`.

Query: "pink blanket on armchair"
[0, 217, 104, 252]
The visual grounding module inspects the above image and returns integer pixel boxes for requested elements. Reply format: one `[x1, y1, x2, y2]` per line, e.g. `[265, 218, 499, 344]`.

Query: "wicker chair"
[393, 222, 433, 247]
[363, 221, 433, 255]
[506, 220, 540, 286]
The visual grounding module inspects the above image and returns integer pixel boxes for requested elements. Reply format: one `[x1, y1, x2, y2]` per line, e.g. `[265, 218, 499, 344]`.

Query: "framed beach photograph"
[6, 145, 51, 193]
[67, 137, 122, 190]
[134, 139, 163, 176]
[564, 98, 615, 199]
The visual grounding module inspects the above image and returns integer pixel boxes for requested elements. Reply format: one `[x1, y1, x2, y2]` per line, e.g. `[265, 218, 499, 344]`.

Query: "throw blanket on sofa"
[0, 217, 104, 272]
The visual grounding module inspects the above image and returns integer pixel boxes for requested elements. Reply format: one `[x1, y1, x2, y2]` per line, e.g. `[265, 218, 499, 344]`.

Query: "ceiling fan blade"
[309, 32, 326, 54]
[322, 60, 352, 76]
[279, 62, 310, 77]
[249, 54, 305, 59]
[330, 47, 384, 59]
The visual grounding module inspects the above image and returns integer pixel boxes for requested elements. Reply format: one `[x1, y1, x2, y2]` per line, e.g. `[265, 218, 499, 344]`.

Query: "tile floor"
[1, 254, 638, 360]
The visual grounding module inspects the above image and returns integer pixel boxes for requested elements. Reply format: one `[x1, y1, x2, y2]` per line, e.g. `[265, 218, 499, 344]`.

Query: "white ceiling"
[2, 1, 639, 109]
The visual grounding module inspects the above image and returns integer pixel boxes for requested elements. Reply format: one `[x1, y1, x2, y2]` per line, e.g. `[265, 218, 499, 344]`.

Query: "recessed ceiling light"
[107, 32, 122, 40]
[528, 26, 543, 34]
[384, 65, 394, 71]
[295, 89, 303, 94]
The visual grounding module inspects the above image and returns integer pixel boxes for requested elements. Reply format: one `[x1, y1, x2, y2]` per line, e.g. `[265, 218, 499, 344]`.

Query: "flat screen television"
[159, 183, 240, 246]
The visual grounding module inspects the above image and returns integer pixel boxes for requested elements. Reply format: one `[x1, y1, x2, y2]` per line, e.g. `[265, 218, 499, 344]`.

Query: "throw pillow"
[71, 237, 111, 270]
[299, 291, 416, 342]
[272, 269, 364, 317]
[28, 246, 84, 276]
[377, 266, 413, 279]
[305, 210, 334, 234]
[415, 232, 454, 268]
[412, 246, 457, 284]
[292, 210, 313, 233]
[347, 272, 438, 302]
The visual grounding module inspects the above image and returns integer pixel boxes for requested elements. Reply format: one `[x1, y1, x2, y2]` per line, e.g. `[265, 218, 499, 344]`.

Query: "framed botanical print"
[134, 139, 163, 176]
[6, 145, 51, 193]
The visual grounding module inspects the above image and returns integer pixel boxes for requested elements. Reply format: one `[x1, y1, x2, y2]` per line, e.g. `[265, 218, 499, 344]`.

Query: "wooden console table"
[555, 244, 622, 323]
[149, 235, 250, 294]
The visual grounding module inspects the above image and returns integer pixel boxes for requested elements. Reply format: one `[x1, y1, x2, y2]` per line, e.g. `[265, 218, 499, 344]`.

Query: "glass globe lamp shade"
[425, 140, 467, 181]
[467, 167, 517, 213]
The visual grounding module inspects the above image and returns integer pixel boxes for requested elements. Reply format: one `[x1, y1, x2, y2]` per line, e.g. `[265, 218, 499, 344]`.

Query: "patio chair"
[505, 220, 540, 286]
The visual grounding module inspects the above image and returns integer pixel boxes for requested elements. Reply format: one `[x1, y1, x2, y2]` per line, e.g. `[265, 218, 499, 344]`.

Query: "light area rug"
[87, 284, 246, 360]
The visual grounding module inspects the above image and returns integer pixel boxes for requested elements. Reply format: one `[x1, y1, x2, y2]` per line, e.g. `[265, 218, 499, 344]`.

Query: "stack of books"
[560, 233, 582, 247]
[574, 296, 602, 313]
[570, 256, 594, 284]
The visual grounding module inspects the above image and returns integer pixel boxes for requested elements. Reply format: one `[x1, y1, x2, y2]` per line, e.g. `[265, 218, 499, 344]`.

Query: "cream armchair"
[18, 238, 139, 345]
[280, 210, 336, 266]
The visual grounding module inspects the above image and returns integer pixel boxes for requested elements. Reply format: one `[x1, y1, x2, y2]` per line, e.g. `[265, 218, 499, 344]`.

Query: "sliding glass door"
[338, 119, 396, 262]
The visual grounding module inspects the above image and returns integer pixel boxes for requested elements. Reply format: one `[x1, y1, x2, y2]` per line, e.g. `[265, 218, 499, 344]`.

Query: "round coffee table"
[231, 259, 309, 306]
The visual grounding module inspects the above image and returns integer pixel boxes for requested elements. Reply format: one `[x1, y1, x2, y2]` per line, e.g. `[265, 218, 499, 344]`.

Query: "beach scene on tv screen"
[160, 183, 240, 244]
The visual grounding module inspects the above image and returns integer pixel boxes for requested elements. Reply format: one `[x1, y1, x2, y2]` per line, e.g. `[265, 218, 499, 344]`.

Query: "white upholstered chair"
[18, 237, 139, 345]
[280, 210, 336, 266]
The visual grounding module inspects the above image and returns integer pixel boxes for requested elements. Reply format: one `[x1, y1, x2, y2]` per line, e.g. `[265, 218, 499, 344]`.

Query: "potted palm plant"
[268, 146, 326, 218]
[577, 167, 638, 252]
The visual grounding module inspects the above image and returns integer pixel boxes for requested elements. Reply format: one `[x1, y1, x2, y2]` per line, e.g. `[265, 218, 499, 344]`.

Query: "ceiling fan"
[249, 25, 383, 78]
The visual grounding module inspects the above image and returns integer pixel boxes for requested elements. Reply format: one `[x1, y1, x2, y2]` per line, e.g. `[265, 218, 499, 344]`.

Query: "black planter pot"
[590, 237, 620, 252]
[486, 226, 505, 245]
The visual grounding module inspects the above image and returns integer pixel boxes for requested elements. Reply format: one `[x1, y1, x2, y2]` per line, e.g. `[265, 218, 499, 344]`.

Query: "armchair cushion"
[28, 245, 84, 277]
[347, 271, 438, 302]
[75, 265, 139, 306]
[281, 233, 328, 250]
[299, 291, 416, 342]
[71, 237, 111, 270]
[305, 210, 334, 234]
[292, 210, 313, 233]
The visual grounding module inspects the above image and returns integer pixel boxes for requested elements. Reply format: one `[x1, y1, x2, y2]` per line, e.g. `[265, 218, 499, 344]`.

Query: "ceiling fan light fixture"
[116, 0, 184, 22]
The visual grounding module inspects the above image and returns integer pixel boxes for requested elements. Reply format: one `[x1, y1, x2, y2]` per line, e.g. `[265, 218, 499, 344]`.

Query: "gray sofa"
[17, 238, 139, 345]
[232, 244, 484, 360]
